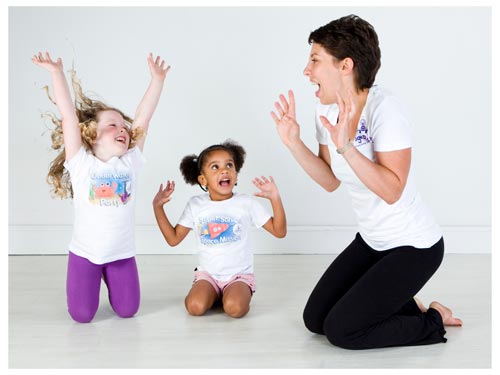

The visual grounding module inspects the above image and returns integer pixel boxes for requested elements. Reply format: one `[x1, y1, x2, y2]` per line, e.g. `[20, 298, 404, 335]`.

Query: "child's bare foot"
[429, 301, 463, 326]
[414, 297, 427, 313]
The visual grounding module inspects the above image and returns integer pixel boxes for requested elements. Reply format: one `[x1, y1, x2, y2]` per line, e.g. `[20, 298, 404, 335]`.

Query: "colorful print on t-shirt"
[198, 215, 241, 245]
[88, 172, 132, 207]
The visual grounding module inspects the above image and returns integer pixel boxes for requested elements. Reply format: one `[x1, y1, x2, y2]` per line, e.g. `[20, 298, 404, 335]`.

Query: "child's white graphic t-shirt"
[315, 86, 442, 250]
[178, 193, 271, 281]
[64, 146, 145, 264]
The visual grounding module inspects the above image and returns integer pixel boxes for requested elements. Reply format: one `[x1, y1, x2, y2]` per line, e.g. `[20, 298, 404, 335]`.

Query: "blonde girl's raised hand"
[32, 51, 81, 160]
[270, 90, 301, 148]
[147, 53, 171, 81]
[320, 89, 357, 150]
[133, 53, 170, 151]
[153, 180, 176, 209]
[32, 52, 63, 73]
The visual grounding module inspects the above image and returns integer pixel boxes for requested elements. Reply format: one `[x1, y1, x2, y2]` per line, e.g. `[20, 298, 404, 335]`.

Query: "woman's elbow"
[323, 182, 340, 193]
[383, 190, 403, 205]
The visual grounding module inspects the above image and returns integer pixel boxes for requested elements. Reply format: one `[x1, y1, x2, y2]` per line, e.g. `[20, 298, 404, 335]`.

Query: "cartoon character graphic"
[94, 180, 118, 198]
[89, 175, 132, 206]
[120, 181, 132, 203]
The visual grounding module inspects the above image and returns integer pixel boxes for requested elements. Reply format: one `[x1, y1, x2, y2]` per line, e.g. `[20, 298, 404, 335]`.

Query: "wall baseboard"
[8, 225, 491, 255]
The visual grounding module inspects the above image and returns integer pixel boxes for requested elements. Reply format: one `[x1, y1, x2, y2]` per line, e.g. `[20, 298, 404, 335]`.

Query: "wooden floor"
[8, 254, 491, 369]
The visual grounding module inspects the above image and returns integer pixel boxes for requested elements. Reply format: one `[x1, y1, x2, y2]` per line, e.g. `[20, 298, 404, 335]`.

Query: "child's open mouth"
[219, 178, 231, 187]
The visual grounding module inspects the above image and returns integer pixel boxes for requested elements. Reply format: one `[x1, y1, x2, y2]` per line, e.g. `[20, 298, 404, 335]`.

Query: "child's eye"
[211, 165, 218, 170]
[226, 163, 234, 169]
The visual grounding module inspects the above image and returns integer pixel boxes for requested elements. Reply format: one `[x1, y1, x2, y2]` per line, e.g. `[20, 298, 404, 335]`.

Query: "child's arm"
[133, 53, 171, 151]
[253, 176, 287, 238]
[32, 52, 82, 161]
[152, 180, 190, 246]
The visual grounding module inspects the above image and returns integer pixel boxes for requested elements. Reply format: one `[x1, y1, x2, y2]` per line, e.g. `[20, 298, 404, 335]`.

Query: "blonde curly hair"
[43, 70, 144, 199]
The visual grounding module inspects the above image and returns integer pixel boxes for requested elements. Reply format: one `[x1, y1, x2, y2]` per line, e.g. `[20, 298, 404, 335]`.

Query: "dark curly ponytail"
[179, 139, 246, 191]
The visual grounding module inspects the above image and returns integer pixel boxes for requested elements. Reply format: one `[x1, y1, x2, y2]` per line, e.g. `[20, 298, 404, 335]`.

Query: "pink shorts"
[193, 270, 256, 296]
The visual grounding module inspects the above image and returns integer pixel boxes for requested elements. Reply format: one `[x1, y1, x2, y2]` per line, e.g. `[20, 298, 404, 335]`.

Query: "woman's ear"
[340, 57, 354, 73]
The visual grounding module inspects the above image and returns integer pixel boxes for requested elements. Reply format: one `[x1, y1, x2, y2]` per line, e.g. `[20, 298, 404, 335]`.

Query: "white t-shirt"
[178, 192, 271, 281]
[64, 146, 145, 264]
[315, 86, 442, 250]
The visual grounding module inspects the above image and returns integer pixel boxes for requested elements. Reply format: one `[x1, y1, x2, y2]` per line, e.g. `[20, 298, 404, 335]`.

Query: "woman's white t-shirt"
[64, 146, 145, 264]
[315, 86, 442, 250]
[178, 192, 271, 281]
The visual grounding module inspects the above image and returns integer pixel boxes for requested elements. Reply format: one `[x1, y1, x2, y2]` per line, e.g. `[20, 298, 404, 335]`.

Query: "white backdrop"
[8, 6, 491, 254]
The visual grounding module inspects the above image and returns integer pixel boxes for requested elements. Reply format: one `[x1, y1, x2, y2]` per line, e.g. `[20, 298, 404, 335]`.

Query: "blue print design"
[353, 119, 373, 146]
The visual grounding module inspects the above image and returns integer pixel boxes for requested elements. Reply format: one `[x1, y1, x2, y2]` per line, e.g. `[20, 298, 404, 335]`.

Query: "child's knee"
[185, 297, 209, 316]
[112, 300, 140, 318]
[223, 298, 249, 318]
[68, 306, 97, 323]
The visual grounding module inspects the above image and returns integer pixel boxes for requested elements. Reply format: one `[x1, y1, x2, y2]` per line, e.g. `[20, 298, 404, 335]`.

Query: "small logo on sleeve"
[353, 119, 373, 147]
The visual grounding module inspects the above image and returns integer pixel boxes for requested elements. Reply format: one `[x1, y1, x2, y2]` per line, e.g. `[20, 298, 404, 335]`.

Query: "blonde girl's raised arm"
[33, 52, 82, 160]
[132, 53, 171, 151]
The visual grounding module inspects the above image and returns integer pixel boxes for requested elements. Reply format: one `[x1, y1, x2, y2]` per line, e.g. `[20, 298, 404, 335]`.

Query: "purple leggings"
[66, 252, 140, 323]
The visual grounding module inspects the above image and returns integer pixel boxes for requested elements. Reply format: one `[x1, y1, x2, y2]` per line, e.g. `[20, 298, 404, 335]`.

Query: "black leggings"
[303, 233, 447, 349]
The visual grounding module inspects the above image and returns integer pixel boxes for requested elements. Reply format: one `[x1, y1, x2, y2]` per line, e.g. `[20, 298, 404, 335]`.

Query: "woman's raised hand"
[271, 90, 301, 147]
[320, 89, 356, 149]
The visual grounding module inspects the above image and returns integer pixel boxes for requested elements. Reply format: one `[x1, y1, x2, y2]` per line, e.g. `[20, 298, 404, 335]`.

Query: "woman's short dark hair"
[308, 14, 381, 91]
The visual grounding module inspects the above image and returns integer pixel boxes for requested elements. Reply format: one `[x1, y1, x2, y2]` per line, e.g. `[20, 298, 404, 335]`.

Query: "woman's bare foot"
[429, 301, 463, 326]
[414, 297, 427, 313]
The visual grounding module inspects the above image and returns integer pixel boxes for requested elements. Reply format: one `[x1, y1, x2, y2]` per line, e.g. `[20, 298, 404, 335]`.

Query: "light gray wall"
[9, 7, 491, 254]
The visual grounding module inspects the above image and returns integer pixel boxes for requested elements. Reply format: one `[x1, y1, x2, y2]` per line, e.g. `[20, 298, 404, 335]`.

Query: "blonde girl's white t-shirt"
[177, 192, 271, 281]
[315, 86, 442, 250]
[64, 146, 145, 264]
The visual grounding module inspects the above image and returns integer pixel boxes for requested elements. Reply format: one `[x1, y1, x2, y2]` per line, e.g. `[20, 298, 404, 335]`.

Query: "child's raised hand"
[153, 180, 175, 208]
[32, 52, 63, 73]
[253, 176, 280, 200]
[148, 53, 171, 81]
